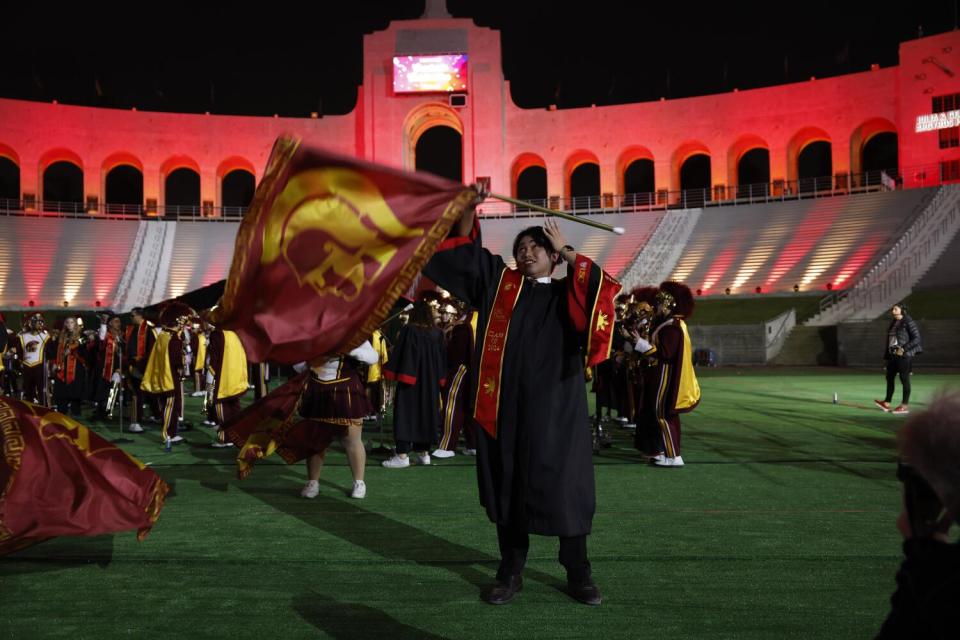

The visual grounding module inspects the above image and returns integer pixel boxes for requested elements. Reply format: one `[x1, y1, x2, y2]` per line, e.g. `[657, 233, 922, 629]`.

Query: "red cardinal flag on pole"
[0, 398, 169, 556]
[212, 137, 476, 363]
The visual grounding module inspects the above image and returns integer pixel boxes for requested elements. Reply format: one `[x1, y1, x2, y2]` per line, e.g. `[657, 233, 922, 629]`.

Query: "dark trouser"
[128, 378, 145, 423]
[438, 365, 476, 451]
[94, 378, 112, 418]
[213, 397, 242, 426]
[396, 441, 431, 454]
[885, 356, 912, 404]
[22, 366, 45, 404]
[159, 391, 182, 441]
[252, 363, 268, 400]
[56, 400, 83, 415]
[594, 361, 613, 416]
[496, 523, 591, 583]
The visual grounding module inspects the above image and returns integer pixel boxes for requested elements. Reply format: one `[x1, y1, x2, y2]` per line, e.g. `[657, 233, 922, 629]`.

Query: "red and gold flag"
[0, 397, 168, 556]
[212, 137, 476, 363]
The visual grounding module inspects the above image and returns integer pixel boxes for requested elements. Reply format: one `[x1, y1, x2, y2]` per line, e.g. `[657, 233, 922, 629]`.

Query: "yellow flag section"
[140, 332, 175, 394]
[218, 331, 249, 399]
[675, 319, 701, 413]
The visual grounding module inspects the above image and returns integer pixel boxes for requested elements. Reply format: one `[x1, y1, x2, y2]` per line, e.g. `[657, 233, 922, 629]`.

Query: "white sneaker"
[128, 422, 144, 433]
[382, 455, 410, 468]
[431, 449, 455, 459]
[462, 448, 477, 456]
[190, 391, 206, 397]
[211, 440, 233, 448]
[169, 435, 184, 443]
[624, 423, 636, 430]
[417, 453, 431, 465]
[649, 454, 665, 465]
[350, 480, 366, 499]
[147, 416, 160, 424]
[202, 419, 217, 426]
[300, 480, 319, 498]
[615, 417, 629, 423]
[653, 455, 684, 468]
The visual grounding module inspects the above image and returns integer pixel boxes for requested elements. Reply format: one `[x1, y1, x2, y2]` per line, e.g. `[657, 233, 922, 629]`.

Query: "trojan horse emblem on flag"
[213, 137, 477, 364]
[260, 168, 425, 302]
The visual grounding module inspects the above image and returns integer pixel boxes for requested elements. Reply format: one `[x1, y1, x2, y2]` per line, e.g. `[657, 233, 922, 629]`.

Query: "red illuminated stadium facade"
[0, 14, 958, 308]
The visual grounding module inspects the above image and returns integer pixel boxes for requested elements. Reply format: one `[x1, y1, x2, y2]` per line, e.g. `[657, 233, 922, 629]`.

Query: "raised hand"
[543, 218, 568, 253]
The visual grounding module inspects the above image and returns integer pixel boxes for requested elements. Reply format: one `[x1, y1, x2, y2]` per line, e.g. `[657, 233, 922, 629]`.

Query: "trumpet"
[203, 381, 214, 415]
[106, 375, 122, 418]
[622, 299, 656, 342]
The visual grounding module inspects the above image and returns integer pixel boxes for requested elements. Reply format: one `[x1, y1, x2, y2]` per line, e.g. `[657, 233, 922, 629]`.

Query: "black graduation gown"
[384, 324, 446, 446]
[424, 231, 598, 537]
[51, 337, 89, 401]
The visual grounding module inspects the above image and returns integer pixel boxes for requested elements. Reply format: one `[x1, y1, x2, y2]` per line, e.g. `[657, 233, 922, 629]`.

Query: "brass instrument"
[203, 381, 214, 415]
[105, 332, 124, 418]
[106, 376, 122, 417]
[621, 299, 656, 383]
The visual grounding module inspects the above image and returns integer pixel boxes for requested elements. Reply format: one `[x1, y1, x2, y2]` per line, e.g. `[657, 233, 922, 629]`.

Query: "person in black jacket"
[875, 391, 960, 639]
[875, 302, 922, 415]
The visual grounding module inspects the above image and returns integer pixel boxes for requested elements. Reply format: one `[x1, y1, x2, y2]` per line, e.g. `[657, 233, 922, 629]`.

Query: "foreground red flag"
[217, 372, 314, 479]
[212, 137, 476, 363]
[0, 397, 169, 555]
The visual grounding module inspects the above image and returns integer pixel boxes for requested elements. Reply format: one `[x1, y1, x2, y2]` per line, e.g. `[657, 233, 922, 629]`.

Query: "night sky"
[1, 1, 956, 117]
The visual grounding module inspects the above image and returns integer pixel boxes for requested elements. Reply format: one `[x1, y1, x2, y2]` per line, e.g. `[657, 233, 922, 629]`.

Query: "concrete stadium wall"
[837, 319, 960, 367]
[687, 324, 767, 365]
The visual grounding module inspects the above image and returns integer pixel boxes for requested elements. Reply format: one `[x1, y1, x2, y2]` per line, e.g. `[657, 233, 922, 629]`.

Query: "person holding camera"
[874, 302, 922, 416]
[876, 390, 960, 639]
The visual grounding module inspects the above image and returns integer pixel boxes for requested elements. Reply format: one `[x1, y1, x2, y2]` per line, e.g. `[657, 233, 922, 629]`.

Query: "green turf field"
[3, 367, 959, 639]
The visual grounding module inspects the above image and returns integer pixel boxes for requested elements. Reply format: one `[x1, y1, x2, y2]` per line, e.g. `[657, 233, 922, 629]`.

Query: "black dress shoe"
[481, 575, 523, 605]
[568, 579, 602, 606]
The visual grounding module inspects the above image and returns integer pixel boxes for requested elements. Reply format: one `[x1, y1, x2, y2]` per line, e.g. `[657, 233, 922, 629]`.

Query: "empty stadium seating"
[667, 188, 937, 295]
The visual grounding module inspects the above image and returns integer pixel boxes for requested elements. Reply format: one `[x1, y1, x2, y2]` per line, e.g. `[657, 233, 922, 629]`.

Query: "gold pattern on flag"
[261, 168, 424, 302]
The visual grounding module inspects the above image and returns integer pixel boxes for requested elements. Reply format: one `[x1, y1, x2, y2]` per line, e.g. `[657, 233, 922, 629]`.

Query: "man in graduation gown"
[125, 308, 156, 433]
[381, 294, 447, 467]
[93, 314, 125, 421]
[50, 317, 89, 416]
[423, 206, 620, 606]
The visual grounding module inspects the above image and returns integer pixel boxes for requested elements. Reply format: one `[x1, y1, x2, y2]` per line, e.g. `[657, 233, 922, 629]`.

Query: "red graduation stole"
[135, 322, 148, 360]
[55, 339, 78, 384]
[102, 336, 117, 381]
[473, 255, 621, 439]
[569, 258, 622, 368]
[473, 269, 524, 438]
